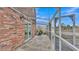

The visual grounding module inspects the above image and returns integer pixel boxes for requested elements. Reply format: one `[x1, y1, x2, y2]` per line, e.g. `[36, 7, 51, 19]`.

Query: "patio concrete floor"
[16, 35, 51, 51]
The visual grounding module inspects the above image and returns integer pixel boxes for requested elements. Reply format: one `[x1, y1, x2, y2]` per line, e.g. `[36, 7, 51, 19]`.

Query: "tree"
[61, 23, 66, 30]
[67, 25, 71, 28]
[61, 23, 65, 27]
[66, 25, 71, 31]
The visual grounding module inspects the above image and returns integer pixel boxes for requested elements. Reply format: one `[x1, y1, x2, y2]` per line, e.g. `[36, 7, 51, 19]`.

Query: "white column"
[49, 22, 51, 40]
[59, 8, 62, 51]
[53, 18, 56, 51]
[72, 15, 76, 46]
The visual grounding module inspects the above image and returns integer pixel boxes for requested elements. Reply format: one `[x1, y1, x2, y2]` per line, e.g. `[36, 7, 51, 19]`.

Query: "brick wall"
[0, 7, 25, 51]
[14, 7, 36, 38]
[32, 20, 36, 37]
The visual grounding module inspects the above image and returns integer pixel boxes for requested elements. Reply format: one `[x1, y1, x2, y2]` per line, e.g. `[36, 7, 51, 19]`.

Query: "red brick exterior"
[0, 8, 25, 51]
[14, 7, 36, 38]
[32, 20, 36, 37]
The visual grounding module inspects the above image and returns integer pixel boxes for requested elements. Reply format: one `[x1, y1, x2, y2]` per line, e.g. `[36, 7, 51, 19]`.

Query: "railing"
[52, 33, 79, 51]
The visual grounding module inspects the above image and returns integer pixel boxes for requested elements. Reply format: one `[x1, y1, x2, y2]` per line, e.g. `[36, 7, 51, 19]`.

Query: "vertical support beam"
[53, 18, 56, 50]
[72, 15, 76, 46]
[47, 24, 49, 36]
[51, 19, 56, 51]
[49, 21, 53, 50]
[49, 22, 51, 40]
[50, 8, 60, 51]
[58, 8, 62, 51]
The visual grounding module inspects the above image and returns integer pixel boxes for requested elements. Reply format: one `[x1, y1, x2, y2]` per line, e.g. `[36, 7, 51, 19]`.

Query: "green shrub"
[37, 29, 43, 35]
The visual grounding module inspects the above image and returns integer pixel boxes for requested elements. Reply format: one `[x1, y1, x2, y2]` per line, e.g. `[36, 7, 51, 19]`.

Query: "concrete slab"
[16, 35, 51, 51]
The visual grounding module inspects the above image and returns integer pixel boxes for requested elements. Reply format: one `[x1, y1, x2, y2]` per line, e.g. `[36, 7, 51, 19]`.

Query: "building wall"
[14, 7, 36, 37]
[0, 7, 25, 50]
[0, 7, 36, 51]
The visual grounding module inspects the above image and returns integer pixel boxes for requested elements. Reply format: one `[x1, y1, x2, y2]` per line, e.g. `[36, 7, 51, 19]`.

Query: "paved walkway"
[16, 35, 51, 51]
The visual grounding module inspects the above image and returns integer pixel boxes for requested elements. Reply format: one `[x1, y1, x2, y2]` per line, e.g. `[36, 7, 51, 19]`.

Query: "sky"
[35, 7, 79, 26]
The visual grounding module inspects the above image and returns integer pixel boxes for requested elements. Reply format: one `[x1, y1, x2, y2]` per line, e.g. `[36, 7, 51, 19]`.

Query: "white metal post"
[49, 22, 51, 40]
[47, 24, 49, 37]
[72, 15, 76, 46]
[53, 18, 56, 51]
[58, 8, 62, 51]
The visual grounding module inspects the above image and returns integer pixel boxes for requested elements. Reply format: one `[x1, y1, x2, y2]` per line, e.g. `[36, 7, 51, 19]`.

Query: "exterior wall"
[32, 19, 36, 37]
[0, 7, 25, 50]
[0, 7, 36, 50]
[14, 7, 36, 37]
